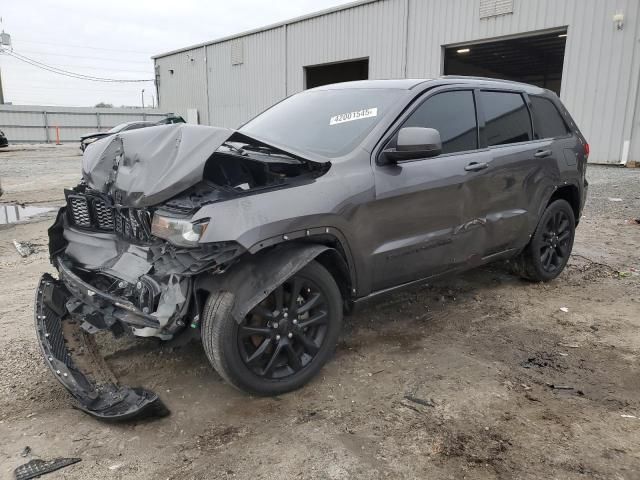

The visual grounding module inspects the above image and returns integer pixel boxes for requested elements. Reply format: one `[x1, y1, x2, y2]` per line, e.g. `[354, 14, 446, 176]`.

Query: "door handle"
[464, 162, 489, 172]
[534, 149, 553, 158]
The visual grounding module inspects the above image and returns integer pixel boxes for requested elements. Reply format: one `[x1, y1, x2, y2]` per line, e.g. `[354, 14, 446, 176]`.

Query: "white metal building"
[152, 0, 640, 165]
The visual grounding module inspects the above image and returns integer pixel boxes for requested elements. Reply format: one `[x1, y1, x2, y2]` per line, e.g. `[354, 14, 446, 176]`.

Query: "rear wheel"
[201, 261, 343, 396]
[511, 199, 575, 282]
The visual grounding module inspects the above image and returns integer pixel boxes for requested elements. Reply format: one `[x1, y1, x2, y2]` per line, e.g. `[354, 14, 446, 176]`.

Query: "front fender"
[195, 243, 331, 323]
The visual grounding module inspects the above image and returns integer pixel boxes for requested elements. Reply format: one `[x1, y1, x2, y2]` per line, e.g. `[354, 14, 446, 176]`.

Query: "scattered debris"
[12, 240, 36, 257]
[558, 342, 580, 349]
[403, 395, 436, 408]
[607, 197, 623, 202]
[620, 414, 637, 419]
[14, 458, 81, 480]
[559, 307, 569, 313]
[546, 384, 584, 396]
[108, 463, 124, 471]
[520, 384, 532, 391]
[547, 384, 573, 390]
[558, 352, 569, 357]
[521, 352, 567, 370]
[20, 446, 31, 457]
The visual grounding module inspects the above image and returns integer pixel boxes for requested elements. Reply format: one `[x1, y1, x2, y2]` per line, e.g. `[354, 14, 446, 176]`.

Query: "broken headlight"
[151, 214, 209, 247]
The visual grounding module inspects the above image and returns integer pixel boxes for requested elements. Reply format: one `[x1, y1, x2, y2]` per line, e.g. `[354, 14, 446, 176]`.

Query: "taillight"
[584, 143, 590, 156]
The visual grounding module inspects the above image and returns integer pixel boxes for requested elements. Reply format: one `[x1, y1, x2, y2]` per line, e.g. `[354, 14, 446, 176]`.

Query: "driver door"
[369, 89, 490, 291]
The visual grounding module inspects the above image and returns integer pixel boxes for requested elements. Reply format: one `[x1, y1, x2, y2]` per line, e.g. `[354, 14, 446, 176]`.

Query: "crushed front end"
[34, 124, 327, 420]
[36, 187, 244, 420]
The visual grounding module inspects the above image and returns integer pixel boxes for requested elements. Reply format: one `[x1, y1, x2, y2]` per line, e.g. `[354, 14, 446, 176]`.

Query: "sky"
[0, 0, 355, 107]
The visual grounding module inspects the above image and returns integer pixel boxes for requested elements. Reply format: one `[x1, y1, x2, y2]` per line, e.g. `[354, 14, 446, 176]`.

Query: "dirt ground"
[0, 144, 638, 480]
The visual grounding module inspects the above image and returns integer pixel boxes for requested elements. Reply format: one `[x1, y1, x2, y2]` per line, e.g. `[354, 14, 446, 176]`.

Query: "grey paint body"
[188, 78, 586, 298]
[55, 77, 588, 316]
[36, 77, 587, 420]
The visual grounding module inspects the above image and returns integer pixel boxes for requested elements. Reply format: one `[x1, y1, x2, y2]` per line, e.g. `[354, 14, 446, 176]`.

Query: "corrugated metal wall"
[0, 105, 168, 143]
[207, 27, 286, 128]
[154, 48, 209, 124]
[155, 0, 640, 164]
[286, 0, 408, 92]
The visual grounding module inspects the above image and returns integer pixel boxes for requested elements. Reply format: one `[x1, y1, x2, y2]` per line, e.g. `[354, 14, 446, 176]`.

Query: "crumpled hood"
[82, 124, 234, 207]
[82, 123, 328, 208]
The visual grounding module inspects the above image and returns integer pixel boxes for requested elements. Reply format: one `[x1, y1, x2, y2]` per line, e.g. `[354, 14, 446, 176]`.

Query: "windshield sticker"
[329, 108, 378, 126]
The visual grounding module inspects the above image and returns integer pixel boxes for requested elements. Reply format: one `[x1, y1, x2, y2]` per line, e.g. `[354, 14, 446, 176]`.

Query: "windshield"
[240, 88, 403, 158]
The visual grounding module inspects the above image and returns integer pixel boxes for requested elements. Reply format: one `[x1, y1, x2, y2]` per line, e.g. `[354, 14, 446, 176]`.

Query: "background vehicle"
[78, 116, 185, 151]
[36, 77, 588, 420]
[79, 121, 155, 151]
[0, 129, 8, 148]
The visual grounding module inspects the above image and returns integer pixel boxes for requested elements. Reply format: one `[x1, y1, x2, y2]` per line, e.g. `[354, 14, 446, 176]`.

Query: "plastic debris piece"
[559, 307, 569, 313]
[12, 240, 35, 257]
[14, 458, 81, 480]
[607, 197, 623, 202]
[621, 414, 637, 419]
[403, 395, 436, 407]
[20, 446, 31, 457]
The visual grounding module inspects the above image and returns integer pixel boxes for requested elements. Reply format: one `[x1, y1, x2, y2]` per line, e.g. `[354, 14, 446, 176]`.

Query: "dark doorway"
[305, 58, 369, 89]
[444, 30, 567, 95]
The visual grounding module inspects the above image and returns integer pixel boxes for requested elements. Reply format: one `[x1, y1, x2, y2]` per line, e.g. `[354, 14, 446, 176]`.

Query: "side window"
[403, 90, 478, 154]
[480, 91, 532, 146]
[530, 96, 570, 139]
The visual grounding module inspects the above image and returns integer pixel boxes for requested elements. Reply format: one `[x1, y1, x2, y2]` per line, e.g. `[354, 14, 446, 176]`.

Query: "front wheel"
[511, 199, 576, 282]
[201, 261, 343, 396]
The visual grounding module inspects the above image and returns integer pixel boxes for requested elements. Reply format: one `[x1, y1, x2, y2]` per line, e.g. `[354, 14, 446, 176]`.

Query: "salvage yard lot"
[0, 144, 639, 479]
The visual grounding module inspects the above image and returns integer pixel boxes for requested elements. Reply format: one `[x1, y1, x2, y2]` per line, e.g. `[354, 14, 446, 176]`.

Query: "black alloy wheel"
[539, 209, 572, 274]
[511, 199, 576, 282]
[237, 276, 329, 379]
[201, 261, 342, 395]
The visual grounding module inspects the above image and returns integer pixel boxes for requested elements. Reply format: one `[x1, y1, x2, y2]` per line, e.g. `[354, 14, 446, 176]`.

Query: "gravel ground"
[0, 145, 638, 479]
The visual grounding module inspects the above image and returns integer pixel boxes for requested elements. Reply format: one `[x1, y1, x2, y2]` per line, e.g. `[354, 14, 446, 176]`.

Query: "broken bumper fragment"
[35, 273, 169, 421]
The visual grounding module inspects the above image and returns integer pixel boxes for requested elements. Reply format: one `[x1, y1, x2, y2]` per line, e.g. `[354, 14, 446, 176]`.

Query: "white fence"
[0, 105, 174, 143]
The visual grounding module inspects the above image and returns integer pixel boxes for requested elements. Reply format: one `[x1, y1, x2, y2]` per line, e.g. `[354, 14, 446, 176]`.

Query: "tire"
[201, 260, 343, 396]
[511, 199, 576, 282]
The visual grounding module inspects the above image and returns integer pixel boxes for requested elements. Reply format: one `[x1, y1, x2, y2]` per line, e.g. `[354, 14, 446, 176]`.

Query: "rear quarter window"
[480, 91, 532, 146]
[530, 96, 571, 139]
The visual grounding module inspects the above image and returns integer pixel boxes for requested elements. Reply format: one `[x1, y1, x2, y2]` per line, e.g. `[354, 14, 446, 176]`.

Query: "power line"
[16, 48, 152, 64]
[16, 39, 155, 55]
[1, 49, 154, 82]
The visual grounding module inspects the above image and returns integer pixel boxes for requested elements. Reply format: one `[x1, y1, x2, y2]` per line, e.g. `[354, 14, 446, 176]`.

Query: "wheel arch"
[547, 184, 581, 225]
[195, 242, 350, 324]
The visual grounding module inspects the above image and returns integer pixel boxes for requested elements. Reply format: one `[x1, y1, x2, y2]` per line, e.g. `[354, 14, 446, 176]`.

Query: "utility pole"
[0, 29, 11, 104]
[141, 89, 145, 108]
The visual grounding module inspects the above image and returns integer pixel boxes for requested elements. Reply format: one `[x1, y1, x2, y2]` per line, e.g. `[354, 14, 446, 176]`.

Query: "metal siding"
[0, 105, 167, 143]
[406, 0, 640, 164]
[286, 0, 408, 93]
[154, 0, 640, 164]
[207, 27, 286, 128]
[155, 49, 209, 124]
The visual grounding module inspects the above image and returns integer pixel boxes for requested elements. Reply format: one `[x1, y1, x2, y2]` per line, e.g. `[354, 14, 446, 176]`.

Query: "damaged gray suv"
[35, 77, 588, 420]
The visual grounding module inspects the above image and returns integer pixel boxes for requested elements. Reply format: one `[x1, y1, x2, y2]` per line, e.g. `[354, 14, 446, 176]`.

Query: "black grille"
[66, 192, 152, 243]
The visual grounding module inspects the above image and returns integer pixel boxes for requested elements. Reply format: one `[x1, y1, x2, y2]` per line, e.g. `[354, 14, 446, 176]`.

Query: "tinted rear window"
[480, 91, 532, 146]
[403, 90, 478, 154]
[530, 96, 570, 139]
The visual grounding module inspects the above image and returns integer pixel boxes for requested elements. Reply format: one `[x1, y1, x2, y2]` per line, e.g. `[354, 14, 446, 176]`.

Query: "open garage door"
[305, 58, 369, 89]
[444, 30, 567, 95]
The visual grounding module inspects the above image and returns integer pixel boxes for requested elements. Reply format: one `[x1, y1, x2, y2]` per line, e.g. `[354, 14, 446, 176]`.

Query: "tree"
[94, 102, 113, 108]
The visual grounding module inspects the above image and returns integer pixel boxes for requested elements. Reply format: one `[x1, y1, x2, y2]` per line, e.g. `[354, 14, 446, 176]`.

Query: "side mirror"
[381, 127, 442, 163]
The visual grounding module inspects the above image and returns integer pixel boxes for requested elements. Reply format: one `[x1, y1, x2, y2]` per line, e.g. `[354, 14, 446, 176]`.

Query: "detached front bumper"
[34, 273, 169, 421]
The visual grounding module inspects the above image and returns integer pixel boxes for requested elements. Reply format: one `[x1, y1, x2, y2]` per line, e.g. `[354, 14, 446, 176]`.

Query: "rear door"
[469, 89, 559, 255]
[370, 88, 491, 290]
